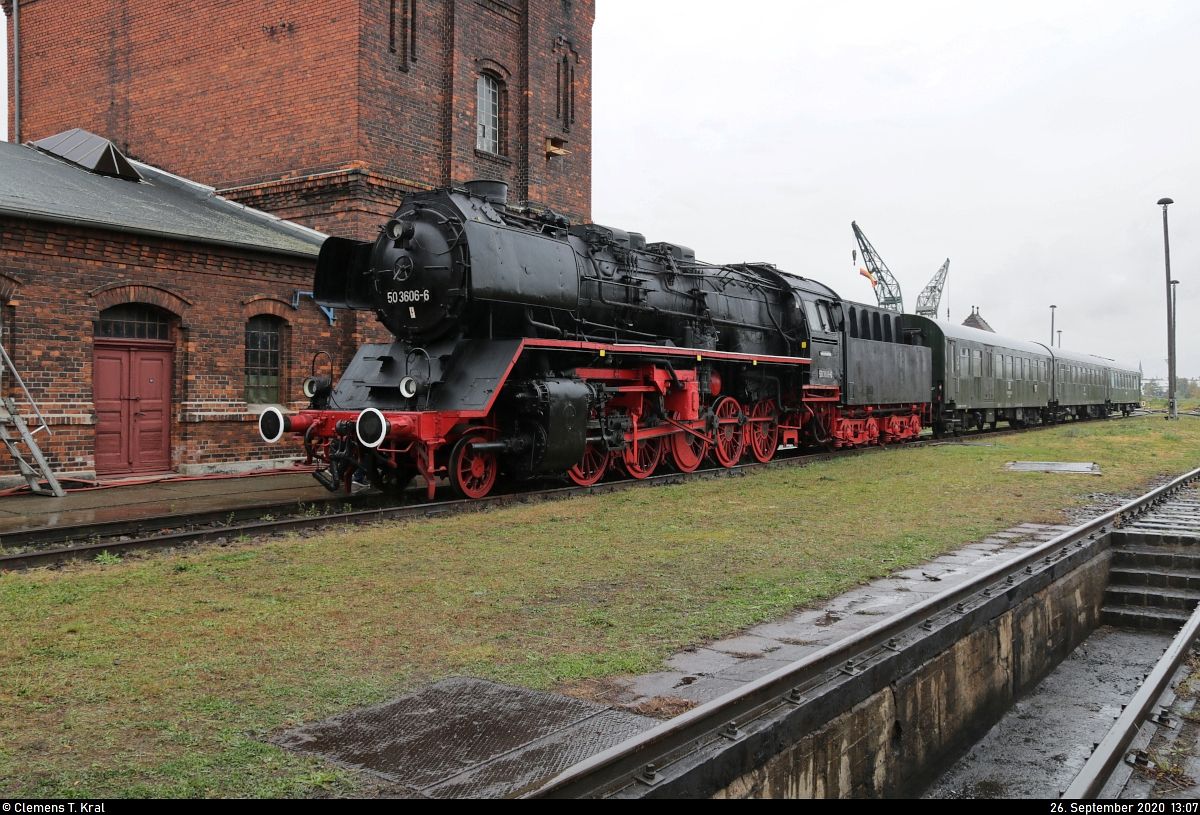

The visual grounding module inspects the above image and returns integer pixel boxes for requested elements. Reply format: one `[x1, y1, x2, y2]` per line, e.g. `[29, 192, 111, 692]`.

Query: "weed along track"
[0, 412, 1154, 572]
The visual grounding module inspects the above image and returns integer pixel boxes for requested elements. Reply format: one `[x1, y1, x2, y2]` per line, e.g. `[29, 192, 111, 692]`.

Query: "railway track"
[524, 464, 1200, 799]
[0, 412, 1149, 572]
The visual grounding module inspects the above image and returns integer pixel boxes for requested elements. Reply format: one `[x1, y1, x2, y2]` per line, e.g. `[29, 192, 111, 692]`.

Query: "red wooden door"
[93, 342, 173, 475]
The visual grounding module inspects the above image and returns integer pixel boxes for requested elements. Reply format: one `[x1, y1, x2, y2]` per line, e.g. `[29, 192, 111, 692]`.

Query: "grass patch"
[2, 416, 1199, 797]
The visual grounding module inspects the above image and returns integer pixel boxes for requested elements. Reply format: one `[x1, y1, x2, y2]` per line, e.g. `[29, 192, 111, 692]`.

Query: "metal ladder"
[0, 343, 65, 498]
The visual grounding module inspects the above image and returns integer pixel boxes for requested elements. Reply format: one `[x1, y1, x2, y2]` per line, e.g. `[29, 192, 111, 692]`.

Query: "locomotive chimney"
[464, 179, 509, 208]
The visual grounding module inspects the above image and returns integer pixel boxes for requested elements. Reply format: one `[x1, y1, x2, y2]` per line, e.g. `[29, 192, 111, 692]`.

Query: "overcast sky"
[5, 2, 1198, 378]
[592, 1, 1200, 380]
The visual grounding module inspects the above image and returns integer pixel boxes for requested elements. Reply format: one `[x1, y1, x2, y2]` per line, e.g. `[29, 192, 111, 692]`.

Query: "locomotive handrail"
[528, 465, 1200, 798]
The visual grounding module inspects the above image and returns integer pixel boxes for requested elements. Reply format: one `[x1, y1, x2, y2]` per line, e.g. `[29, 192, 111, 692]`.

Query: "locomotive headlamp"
[399, 376, 419, 399]
[385, 218, 416, 242]
[302, 376, 333, 399]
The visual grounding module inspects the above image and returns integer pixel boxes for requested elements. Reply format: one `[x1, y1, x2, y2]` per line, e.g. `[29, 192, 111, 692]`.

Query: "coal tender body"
[258, 180, 931, 499]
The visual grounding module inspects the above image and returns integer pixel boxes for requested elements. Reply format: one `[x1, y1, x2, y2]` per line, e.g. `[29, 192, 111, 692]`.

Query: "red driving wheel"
[568, 443, 610, 486]
[670, 426, 710, 473]
[449, 435, 498, 499]
[747, 400, 779, 463]
[622, 436, 662, 479]
[712, 396, 746, 467]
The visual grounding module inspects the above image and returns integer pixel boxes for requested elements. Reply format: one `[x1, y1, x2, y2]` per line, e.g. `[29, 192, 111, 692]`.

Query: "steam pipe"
[524, 306, 563, 338]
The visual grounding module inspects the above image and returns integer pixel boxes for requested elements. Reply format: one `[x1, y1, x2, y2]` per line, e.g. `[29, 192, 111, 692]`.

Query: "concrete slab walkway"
[0, 471, 332, 537]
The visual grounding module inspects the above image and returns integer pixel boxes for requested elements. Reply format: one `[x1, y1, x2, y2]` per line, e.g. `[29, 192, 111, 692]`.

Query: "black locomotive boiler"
[257, 179, 1136, 499]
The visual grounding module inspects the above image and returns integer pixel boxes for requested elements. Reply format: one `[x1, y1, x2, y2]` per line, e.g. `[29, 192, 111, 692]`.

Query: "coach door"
[983, 347, 995, 401]
[947, 340, 958, 400]
[93, 305, 173, 476]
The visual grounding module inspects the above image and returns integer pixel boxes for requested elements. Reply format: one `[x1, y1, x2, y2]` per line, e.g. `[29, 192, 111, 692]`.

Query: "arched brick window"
[245, 315, 284, 404]
[477, 73, 503, 154]
[98, 303, 170, 340]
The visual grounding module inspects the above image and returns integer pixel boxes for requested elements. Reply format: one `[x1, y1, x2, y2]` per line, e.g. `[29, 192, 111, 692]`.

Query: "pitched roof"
[0, 132, 325, 258]
[961, 309, 995, 333]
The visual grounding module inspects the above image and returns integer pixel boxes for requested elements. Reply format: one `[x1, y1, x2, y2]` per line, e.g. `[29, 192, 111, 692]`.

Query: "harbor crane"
[915, 258, 950, 319]
[851, 221, 904, 313]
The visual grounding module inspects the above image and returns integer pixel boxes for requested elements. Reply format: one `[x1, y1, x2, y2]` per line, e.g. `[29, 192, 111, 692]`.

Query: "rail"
[1063, 570, 1200, 798]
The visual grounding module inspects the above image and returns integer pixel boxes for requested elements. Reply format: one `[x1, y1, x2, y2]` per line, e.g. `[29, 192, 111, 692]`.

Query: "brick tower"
[4, 0, 594, 238]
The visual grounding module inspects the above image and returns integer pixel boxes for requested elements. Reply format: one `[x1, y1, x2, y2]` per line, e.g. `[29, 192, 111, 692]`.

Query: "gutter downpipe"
[12, 0, 19, 143]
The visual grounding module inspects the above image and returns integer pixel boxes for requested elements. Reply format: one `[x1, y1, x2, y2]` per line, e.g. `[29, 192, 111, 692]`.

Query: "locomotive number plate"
[387, 289, 430, 304]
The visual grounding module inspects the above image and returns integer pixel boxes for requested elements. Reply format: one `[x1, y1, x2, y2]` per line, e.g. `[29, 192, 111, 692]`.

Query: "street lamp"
[1050, 305, 1056, 347]
[1057, 330, 1062, 348]
[1158, 198, 1177, 420]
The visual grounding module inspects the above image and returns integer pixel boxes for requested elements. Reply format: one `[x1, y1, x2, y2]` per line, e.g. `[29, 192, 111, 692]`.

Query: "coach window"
[477, 74, 503, 154]
[245, 315, 284, 404]
[847, 306, 858, 338]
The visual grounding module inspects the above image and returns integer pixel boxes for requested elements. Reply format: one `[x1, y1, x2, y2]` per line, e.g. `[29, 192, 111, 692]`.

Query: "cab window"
[804, 300, 826, 333]
[817, 302, 834, 332]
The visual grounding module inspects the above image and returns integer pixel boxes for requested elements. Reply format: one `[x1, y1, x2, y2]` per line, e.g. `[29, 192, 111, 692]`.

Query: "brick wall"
[0, 215, 390, 478]
[5, 0, 594, 240]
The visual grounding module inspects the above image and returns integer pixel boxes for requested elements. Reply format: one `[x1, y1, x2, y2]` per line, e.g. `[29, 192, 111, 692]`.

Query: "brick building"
[5, 0, 594, 238]
[0, 1, 594, 483]
[0, 131, 381, 481]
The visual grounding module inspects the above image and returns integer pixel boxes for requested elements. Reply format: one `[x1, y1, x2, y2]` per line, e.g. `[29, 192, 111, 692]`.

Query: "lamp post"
[1050, 305, 1056, 347]
[1158, 198, 1177, 420]
[1057, 330, 1062, 348]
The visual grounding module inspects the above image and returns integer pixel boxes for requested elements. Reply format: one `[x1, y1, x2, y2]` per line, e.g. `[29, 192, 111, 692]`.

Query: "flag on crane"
[860, 268, 877, 288]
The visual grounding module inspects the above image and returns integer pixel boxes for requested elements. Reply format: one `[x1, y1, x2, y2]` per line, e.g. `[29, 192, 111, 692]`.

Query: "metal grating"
[274, 677, 654, 798]
[1003, 461, 1101, 474]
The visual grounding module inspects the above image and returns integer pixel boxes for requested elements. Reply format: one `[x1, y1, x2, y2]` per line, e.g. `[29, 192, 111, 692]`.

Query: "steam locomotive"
[257, 179, 1141, 499]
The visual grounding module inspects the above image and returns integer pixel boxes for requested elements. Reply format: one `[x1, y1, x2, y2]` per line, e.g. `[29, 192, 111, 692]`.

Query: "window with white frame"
[477, 74, 501, 154]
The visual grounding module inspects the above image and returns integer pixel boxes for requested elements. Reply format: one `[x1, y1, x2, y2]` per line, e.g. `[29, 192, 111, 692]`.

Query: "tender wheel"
[670, 426, 710, 473]
[568, 443, 610, 486]
[449, 435, 498, 499]
[747, 400, 779, 463]
[712, 396, 746, 467]
[622, 436, 662, 479]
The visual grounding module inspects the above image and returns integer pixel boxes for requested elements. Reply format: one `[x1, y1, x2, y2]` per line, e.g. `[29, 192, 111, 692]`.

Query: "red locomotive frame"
[280, 338, 928, 500]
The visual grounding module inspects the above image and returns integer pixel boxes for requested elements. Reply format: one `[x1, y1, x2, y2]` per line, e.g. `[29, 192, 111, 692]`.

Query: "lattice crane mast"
[851, 221, 904, 313]
[915, 258, 950, 319]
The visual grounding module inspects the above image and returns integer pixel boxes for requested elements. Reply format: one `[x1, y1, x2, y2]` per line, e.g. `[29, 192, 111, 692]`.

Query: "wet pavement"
[607, 521, 1078, 708]
[0, 470, 333, 537]
[923, 627, 1176, 799]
